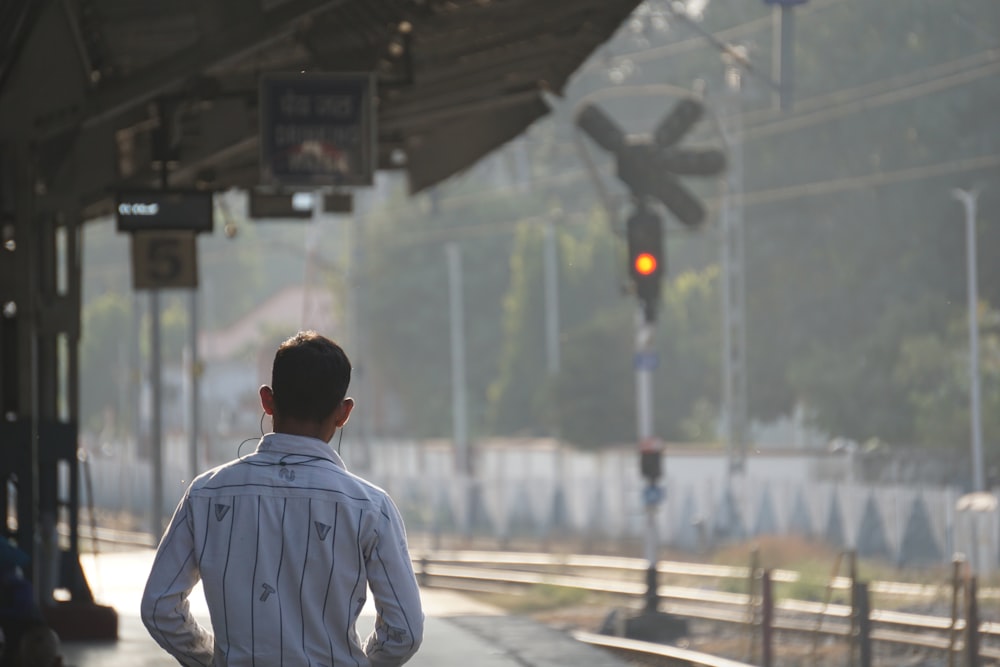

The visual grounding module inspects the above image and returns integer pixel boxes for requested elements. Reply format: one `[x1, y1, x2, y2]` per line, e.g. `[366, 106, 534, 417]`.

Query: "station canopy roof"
[1, 0, 642, 198]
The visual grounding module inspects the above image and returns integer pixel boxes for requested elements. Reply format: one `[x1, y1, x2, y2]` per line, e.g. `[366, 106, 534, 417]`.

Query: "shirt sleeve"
[363, 495, 424, 667]
[140, 492, 215, 667]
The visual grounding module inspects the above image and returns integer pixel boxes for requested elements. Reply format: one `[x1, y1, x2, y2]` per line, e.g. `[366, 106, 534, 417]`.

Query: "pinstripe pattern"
[221, 495, 236, 663]
[251, 496, 260, 667]
[142, 433, 424, 667]
[321, 510, 340, 666]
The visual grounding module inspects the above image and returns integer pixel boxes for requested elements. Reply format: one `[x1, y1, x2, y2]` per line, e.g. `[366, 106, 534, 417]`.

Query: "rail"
[412, 549, 1000, 665]
[77, 528, 998, 665]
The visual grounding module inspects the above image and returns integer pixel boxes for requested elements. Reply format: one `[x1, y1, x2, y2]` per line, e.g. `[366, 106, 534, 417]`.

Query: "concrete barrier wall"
[80, 437, 992, 569]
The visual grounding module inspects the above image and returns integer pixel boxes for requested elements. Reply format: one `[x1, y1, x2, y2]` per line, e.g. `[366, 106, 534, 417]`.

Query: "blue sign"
[642, 485, 664, 507]
[634, 350, 659, 371]
[259, 72, 376, 187]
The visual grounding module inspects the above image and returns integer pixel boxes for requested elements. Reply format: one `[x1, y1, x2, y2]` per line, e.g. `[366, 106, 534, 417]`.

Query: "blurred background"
[69, 0, 1000, 565]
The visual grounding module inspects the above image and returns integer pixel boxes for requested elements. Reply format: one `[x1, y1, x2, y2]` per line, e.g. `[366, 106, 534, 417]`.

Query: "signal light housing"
[626, 209, 664, 323]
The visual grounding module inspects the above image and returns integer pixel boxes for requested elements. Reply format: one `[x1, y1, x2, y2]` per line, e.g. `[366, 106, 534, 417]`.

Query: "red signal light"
[634, 252, 657, 276]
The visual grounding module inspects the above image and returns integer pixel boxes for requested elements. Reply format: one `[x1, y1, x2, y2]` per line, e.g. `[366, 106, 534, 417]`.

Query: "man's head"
[260, 331, 353, 439]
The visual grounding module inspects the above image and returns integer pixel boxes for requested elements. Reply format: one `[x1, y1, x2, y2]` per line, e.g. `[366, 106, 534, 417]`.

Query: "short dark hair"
[270, 331, 351, 422]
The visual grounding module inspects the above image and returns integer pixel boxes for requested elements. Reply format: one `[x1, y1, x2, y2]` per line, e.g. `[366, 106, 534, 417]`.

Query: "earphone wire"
[235, 411, 341, 467]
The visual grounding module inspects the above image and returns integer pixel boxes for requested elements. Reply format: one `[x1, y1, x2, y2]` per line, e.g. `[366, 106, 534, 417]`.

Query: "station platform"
[60, 549, 630, 667]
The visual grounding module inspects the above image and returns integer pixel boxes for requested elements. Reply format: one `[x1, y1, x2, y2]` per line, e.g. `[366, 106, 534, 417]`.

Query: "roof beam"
[383, 88, 542, 132]
[416, 0, 609, 63]
[80, 0, 344, 129]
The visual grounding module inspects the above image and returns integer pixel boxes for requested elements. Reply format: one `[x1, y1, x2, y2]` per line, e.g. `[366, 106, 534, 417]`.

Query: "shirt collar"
[255, 432, 347, 469]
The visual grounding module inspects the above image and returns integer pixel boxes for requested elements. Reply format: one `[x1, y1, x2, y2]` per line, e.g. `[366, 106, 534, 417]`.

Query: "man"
[142, 331, 423, 666]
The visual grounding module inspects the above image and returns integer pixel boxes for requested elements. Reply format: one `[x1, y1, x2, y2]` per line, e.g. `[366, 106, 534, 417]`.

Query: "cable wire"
[740, 56, 1000, 142]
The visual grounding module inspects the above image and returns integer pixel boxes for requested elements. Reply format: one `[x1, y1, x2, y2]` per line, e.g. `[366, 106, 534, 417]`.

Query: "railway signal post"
[575, 94, 726, 642]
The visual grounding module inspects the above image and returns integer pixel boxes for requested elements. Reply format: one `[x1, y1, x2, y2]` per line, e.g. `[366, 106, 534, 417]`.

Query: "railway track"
[77, 527, 997, 666]
[413, 550, 1000, 665]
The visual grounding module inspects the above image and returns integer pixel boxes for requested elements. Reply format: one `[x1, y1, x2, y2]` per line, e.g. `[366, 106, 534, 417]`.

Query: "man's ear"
[259, 385, 276, 415]
[335, 397, 355, 428]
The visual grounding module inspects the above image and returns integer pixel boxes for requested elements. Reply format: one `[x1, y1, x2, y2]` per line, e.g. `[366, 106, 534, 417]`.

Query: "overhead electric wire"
[399, 44, 999, 222]
[366, 150, 1000, 248]
[374, 2, 999, 229]
[737, 152, 1000, 210]
[740, 53, 1000, 142]
[740, 46, 1000, 125]
[583, 0, 842, 73]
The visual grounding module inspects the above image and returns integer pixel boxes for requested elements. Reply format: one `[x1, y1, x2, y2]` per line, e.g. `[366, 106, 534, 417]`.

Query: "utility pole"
[348, 200, 373, 468]
[544, 221, 560, 375]
[766, 0, 808, 111]
[953, 188, 984, 493]
[720, 51, 749, 478]
[446, 241, 474, 538]
[149, 287, 163, 534]
[446, 242, 469, 476]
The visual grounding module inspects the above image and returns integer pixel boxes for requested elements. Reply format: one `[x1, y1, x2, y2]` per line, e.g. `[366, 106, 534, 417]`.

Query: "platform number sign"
[130, 231, 198, 289]
[115, 190, 212, 290]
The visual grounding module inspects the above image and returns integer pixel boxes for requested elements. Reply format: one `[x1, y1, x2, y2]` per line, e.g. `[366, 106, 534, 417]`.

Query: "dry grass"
[712, 535, 841, 570]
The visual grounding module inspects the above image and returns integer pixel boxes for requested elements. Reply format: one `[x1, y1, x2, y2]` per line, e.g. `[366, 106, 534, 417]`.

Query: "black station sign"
[115, 190, 214, 233]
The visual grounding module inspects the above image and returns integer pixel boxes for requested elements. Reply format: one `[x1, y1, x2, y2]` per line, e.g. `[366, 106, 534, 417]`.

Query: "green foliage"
[486, 222, 549, 435]
[655, 265, 721, 441]
[79, 291, 132, 433]
[362, 187, 539, 437]
[775, 569, 847, 606]
[553, 307, 634, 449]
[893, 306, 1000, 452]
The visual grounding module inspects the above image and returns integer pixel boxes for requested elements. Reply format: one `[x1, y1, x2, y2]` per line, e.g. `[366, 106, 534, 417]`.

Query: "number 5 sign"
[130, 231, 198, 289]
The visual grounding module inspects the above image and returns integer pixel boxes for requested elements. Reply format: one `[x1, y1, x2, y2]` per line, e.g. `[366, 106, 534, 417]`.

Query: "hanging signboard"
[115, 190, 214, 233]
[259, 72, 376, 187]
[248, 191, 314, 220]
[130, 231, 198, 289]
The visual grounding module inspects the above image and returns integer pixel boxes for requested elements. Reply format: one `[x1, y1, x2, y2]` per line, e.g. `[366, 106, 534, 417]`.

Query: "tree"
[79, 292, 132, 433]
[361, 184, 538, 438]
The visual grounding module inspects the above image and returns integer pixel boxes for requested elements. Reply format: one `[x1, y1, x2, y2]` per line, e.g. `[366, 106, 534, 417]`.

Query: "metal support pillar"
[0, 141, 95, 608]
[188, 288, 200, 482]
[0, 141, 39, 581]
[150, 290, 163, 533]
[149, 135, 168, 535]
[635, 314, 657, 568]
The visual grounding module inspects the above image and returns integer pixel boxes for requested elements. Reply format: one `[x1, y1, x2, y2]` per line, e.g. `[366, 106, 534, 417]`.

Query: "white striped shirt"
[141, 433, 424, 667]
